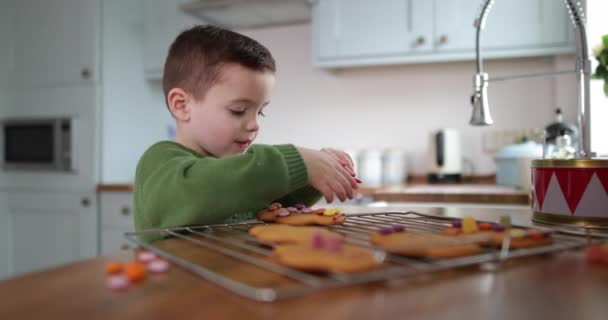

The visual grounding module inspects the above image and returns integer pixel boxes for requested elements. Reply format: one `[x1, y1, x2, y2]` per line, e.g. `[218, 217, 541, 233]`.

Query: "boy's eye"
[258, 111, 266, 117]
[230, 109, 245, 116]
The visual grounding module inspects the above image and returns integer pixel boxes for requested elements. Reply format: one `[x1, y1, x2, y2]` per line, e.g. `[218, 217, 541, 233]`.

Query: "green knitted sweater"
[133, 141, 321, 242]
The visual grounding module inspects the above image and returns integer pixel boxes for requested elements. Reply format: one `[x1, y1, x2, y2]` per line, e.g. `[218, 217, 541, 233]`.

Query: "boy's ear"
[167, 88, 191, 121]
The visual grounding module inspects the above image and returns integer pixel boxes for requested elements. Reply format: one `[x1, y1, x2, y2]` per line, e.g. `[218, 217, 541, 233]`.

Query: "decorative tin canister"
[531, 159, 608, 226]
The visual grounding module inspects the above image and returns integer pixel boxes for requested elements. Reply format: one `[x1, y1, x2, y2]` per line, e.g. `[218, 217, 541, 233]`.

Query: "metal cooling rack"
[125, 211, 589, 302]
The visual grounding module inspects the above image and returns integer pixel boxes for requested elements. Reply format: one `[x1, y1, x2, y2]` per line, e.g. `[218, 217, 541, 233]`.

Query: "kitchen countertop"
[1, 205, 606, 320]
[97, 176, 530, 205]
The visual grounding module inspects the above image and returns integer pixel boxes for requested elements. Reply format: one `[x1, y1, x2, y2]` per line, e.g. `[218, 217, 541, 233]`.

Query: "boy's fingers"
[328, 179, 348, 202]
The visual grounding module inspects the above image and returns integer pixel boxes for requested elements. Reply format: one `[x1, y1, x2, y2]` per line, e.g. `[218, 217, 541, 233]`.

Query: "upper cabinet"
[313, 0, 574, 68]
[10, 0, 99, 87]
[143, 0, 201, 79]
[315, 0, 433, 60]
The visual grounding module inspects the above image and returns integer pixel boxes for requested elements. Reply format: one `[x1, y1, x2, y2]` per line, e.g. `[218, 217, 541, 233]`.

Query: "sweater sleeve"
[273, 185, 322, 208]
[133, 142, 309, 242]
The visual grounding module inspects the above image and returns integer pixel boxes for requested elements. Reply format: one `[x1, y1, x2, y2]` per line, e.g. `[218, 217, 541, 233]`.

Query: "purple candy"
[325, 236, 344, 252]
[451, 220, 462, 228]
[378, 226, 393, 235]
[392, 225, 406, 232]
[287, 207, 298, 212]
[311, 232, 324, 249]
[294, 204, 306, 210]
[277, 209, 290, 217]
[301, 208, 313, 214]
[492, 223, 505, 232]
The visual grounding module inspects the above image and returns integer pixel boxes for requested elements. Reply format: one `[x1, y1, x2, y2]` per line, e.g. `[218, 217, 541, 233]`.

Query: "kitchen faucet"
[470, 0, 593, 158]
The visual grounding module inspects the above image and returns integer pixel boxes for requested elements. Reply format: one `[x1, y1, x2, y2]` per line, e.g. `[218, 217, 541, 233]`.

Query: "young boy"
[134, 25, 358, 242]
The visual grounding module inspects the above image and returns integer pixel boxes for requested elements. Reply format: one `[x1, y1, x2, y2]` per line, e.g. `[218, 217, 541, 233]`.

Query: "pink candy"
[311, 232, 325, 249]
[301, 208, 313, 213]
[106, 274, 129, 290]
[325, 236, 344, 253]
[277, 209, 290, 217]
[310, 232, 344, 253]
[147, 259, 170, 273]
[137, 251, 157, 263]
[287, 207, 298, 212]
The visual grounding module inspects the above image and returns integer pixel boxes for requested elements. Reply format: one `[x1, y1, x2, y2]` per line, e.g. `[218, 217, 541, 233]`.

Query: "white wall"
[0, 0, 14, 115]
[0, 0, 14, 279]
[99, 4, 580, 183]
[100, 0, 173, 183]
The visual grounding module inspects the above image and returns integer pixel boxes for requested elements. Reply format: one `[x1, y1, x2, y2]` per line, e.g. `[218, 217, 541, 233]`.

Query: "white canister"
[358, 149, 383, 187]
[382, 148, 408, 185]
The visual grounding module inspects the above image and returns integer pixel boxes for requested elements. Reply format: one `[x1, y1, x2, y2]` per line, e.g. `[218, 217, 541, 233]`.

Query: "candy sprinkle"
[124, 262, 146, 282]
[137, 251, 156, 263]
[105, 262, 123, 274]
[147, 260, 170, 273]
[106, 274, 129, 290]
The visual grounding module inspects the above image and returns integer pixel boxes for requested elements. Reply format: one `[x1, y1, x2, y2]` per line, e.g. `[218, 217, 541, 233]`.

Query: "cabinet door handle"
[81, 197, 91, 207]
[439, 35, 449, 45]
[81, 68, 92, 79]
[121, 206, 131, 216]
[415, 36, 426, 46]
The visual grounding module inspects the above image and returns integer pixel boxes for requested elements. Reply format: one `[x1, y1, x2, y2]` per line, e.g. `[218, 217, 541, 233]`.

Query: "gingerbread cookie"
[369, 225, 486, 259]
[257, 203, 347, 226]
[273, 232, 378, 273]
[443, 216, 553, 249]
[249, 224, 343, 244]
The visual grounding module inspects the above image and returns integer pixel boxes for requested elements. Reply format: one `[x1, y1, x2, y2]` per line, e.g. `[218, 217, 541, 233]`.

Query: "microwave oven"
[1, 118, 72, 171]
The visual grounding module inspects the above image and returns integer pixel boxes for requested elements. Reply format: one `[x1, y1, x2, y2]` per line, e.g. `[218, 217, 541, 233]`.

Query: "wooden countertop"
[370, 184, 530, 205]
[97, 178, 529, 205]
[1, 206, 606, 320]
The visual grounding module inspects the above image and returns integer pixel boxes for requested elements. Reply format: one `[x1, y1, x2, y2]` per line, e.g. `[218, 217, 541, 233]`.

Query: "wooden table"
[1, 206, 606, 320]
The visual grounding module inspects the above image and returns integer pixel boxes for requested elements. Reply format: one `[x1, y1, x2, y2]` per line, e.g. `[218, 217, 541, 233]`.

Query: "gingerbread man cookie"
[257, 203, 347, 226]
[248, 224, 343, 244]
[443, 216, 553, 249]
[273, 232, 378, 273]
[369, 225, 486, 259]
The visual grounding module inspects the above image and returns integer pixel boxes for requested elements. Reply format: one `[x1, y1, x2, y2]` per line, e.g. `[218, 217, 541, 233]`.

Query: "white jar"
[358, 149, 383, 187]
[382, 148, 407, 185]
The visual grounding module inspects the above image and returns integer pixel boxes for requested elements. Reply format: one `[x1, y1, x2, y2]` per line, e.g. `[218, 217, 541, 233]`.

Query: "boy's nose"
[246, 117, 259, 131]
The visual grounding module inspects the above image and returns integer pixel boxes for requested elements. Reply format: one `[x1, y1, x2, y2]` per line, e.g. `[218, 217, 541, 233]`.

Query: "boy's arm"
[273, 185, 322, 208]
[134, 143, 308, 241]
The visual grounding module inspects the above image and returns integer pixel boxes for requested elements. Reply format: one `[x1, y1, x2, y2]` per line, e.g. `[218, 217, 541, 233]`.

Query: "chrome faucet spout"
[471, 0, 593, 158]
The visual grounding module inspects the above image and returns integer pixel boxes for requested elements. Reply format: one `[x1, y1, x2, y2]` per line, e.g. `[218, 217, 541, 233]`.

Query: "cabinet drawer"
[101, 227, 136, 256]
[99, 192, 134, 229]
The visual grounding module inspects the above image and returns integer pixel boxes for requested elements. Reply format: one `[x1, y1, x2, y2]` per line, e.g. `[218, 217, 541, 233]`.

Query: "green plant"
[592, 34, 608, 96]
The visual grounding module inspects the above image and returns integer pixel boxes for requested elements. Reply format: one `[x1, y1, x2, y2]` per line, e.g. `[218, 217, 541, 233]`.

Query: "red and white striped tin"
[531, 159, 608, 225]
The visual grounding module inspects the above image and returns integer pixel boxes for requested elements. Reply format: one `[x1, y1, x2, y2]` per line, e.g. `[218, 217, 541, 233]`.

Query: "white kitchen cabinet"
[436, 0, 569, 52]
[3, 191, 97, 277]
[10, 0, 100, 87]
[99, 191, 135, 255]
[143, 0, 201, 79]
[315, 0, 433, 60]
[313, 0, 574, 68]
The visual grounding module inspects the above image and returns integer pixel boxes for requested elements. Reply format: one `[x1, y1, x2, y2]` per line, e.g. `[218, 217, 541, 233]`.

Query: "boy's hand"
[320, 148, 356, 177]
[298, 147, 358, 203]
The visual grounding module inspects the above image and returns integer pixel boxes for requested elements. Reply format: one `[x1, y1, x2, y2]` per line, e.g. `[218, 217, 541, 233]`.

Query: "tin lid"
[532, 158, 608, 168]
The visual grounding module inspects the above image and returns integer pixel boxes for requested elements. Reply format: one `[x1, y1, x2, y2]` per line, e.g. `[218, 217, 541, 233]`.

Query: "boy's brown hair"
[162, 25, 276, 104]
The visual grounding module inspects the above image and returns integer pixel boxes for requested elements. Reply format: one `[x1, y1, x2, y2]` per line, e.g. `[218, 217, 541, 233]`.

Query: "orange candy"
[585, 245, 608, 264]
[124, 262, 146, 282]
[105, 262, 123, 274]
[478, 222, 493, 231]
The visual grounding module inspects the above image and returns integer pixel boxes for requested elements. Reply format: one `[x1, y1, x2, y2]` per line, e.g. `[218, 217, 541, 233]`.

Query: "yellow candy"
[461, 215, 478, 234]
[510, 228, 526, 238]
[323, 208, 340, 216]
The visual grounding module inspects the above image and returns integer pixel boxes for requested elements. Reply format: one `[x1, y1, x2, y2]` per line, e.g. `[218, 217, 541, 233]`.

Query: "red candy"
[585, 245, 608, 264]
